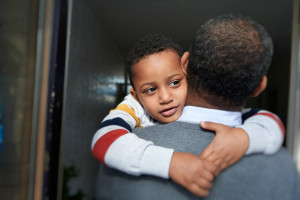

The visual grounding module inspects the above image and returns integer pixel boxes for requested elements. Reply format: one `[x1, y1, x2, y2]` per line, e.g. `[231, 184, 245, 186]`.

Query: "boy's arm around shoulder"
[239, 108, 285, 155]
[199, 108, 285, 172]
[91, 94, 174, 178]
[169, 152, 217, 197]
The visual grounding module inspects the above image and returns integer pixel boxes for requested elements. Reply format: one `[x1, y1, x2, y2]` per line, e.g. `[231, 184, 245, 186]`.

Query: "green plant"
[62, 166, 85, 200]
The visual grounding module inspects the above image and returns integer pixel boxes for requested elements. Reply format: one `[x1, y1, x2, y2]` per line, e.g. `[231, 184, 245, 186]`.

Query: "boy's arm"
[240, 108, 285, 154]
[199, 123, 249, 171]
[91, 94, 174, 178]
[92, 95, 217, 197]
[92, 114, 217, 197]
[199, 108, 285, 171]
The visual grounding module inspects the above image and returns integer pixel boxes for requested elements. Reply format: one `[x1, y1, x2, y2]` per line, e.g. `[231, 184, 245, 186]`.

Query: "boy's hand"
[199, 121, 249, 172]
[169, 152, 217, 197]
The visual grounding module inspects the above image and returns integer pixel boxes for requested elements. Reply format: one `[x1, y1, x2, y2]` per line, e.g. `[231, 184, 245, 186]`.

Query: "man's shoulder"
[132, 121, 215, 154]
[134, 121, 200, 132]
[133, 121, 207, 138]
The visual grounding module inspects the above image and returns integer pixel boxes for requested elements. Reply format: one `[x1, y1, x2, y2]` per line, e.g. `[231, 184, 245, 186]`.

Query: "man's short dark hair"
[187, 14, 273, 108]
[125, 34, 183, 88]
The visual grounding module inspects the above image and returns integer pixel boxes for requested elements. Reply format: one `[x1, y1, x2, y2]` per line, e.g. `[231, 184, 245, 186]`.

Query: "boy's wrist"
[236, 128, 250, 154]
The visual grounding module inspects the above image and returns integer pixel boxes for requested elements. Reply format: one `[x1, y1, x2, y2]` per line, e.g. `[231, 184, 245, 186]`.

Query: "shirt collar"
[178, 106, 242, 126]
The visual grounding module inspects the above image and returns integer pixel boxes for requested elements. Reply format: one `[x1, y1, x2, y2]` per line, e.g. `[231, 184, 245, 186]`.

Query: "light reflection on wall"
[60, 0, 127, 197]
[88, 75, 127, 104]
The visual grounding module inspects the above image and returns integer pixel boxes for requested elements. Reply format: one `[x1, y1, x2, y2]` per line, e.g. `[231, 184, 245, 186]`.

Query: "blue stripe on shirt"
[99, 117, 132, 132]
[242, 108, 262, 122]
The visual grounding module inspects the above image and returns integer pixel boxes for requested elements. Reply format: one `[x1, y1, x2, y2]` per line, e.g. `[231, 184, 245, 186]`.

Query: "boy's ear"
[251, 76, 267, 97]
[181, 52, 189, 76]
[130, 88, 141, 103]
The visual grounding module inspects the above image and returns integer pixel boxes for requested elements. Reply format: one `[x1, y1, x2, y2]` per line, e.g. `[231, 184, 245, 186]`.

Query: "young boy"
[91, 34, 284, 181]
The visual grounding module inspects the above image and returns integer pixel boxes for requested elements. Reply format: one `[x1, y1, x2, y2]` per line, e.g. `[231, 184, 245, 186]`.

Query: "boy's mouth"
[160, 106, 179, 117]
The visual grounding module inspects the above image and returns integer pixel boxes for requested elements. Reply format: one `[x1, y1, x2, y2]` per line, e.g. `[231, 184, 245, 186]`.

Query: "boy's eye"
[144, 87, 156, 93]
[170, 80, 180, 87]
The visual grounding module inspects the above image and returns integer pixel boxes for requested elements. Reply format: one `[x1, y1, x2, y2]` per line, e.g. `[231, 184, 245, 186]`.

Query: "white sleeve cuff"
[238, 115, 283, 155]
[239, 123, 268, 155]
[140, 145, 174, 179]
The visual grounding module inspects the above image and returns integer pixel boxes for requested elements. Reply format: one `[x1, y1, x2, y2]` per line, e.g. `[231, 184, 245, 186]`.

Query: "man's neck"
[185, 93, 243, 112]
[178, 106, 242, 126]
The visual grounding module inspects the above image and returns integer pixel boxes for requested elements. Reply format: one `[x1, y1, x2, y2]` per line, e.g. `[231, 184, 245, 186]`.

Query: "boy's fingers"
[204, 160, 219, 176]
[189, 166, 215, 196]
[202, 150, 217, 162]
[200, 121, 226, 132]
[199, 147, 213, 159]
[196, 178, 213, 190]
[189, 183, 211, 197]
[201, 167, 215, 182]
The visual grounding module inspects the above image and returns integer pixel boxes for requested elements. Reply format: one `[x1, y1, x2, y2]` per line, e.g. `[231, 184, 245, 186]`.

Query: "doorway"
[60, 0, 295, 199]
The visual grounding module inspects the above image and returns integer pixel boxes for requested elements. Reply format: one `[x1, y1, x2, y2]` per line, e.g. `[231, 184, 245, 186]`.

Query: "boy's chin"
[158, 116, 180, 124]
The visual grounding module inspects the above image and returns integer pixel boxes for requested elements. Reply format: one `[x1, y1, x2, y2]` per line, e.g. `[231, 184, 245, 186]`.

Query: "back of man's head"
[187, 14, 273, 109]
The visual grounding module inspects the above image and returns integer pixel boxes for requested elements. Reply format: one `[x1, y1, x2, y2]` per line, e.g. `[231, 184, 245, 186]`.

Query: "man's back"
[96, 121, 300, 200]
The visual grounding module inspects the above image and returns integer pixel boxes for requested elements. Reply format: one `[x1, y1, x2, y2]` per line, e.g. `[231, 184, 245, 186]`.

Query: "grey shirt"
[96, 121, 300, 200]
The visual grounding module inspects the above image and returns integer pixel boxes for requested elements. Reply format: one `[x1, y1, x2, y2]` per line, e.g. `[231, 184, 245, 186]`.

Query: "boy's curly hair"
[125, 34, 183, 88]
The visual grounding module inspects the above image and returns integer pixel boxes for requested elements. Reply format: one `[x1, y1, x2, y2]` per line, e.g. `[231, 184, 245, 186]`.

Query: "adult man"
[95, 14, 300, 200]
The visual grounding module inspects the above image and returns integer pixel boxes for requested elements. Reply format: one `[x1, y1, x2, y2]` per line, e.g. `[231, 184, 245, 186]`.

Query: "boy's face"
[131, 50, 187, 123]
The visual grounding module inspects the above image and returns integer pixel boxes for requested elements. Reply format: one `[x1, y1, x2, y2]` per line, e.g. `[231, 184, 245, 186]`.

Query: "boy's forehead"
[131, 50, 183, 78]
[134, 50, 180, 66]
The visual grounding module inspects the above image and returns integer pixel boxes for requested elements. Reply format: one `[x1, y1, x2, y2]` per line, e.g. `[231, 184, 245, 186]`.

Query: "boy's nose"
[159, 89, 173, 104]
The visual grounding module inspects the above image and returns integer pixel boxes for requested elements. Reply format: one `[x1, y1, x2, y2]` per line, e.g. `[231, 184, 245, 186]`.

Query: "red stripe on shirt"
[254, 112, 285, 136]
[92, 129, 129, 164]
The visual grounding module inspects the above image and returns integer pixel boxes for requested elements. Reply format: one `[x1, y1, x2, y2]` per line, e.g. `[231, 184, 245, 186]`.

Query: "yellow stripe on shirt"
[111, 104, 141, 127]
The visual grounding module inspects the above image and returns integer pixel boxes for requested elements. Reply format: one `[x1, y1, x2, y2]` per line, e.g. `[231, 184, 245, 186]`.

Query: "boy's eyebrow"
[140, 82, 154, 88]
[140, 73, 184, 88]
[167, 73, 184, 79]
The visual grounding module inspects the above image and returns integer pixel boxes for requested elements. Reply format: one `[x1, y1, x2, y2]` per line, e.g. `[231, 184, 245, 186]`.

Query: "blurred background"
[0, 0, 299, 199]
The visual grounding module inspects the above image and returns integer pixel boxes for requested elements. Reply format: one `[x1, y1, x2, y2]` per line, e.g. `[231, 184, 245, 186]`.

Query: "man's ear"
[251, 76, 268, 97]
[181, 52, 189, 76]
[130, 88, 141, 103]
